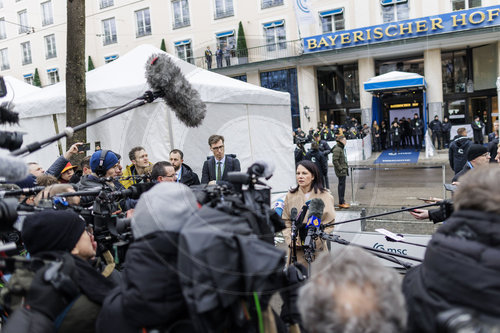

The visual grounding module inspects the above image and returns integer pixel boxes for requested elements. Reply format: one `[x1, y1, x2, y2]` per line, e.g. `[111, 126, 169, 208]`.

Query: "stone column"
[358, 57, 375, 125]
[424, 49, 444, 120]
[297, 65, 319, 130]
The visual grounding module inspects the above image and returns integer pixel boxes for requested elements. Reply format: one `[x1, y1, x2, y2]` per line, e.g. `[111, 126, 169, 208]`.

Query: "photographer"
[77, 150, 121, 208]
[96, 182, 199, 332]
[3, 210, 115, 333]
[403, 166, 500, 332]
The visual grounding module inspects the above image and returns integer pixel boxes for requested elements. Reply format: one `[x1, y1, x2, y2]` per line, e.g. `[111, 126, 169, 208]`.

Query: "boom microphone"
[0, 150, 28, 181]
[145, 53, 206, 127]
[2, 186, 45, 197]
[0, 102, 19, 125]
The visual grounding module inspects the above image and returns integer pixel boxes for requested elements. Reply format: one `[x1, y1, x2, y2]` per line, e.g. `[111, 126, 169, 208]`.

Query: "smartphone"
[78, 143, 91, 152]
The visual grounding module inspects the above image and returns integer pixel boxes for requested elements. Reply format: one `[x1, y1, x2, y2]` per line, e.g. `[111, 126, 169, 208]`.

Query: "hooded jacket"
[448, 136, 472, 174]
[120, 162, 153, 189]
[97, 183, 199, 332]
[403, 210, 500, 333]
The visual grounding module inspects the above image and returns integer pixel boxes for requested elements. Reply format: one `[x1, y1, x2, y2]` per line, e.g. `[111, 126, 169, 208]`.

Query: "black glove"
[25, 252, 80, 321]
[280, 263, 308, 325]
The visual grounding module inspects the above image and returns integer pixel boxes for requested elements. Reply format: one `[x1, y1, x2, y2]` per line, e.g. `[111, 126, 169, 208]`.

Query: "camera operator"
[282, 160, 335, 266]
[96, 182, 199, 332]
[77, 150, 122, 208]
[403, 165, 500, 332]
[33, 184, 81, 207]
[299, 247, 407, 333]
[3, 210, 115, 333]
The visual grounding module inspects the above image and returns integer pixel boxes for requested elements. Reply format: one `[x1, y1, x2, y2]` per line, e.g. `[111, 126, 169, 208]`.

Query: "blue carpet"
[374, 148, 420, 164]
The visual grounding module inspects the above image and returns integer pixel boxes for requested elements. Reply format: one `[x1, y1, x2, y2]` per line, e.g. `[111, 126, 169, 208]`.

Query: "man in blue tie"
[201, 134, 241, 184]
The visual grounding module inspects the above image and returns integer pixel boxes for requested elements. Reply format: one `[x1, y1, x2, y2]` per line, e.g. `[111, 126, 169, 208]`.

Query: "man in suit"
[201, 134, 241, 184]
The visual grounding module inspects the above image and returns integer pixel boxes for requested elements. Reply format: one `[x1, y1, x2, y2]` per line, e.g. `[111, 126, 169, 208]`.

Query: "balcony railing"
[193, 39, 303, 70]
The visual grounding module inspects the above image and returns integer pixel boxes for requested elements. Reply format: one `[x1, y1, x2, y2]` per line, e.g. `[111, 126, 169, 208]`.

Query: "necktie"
[216, 161, 222, 181]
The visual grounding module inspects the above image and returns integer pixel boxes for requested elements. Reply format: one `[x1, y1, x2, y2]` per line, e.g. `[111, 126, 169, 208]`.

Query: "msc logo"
[373, 243, 408, 255]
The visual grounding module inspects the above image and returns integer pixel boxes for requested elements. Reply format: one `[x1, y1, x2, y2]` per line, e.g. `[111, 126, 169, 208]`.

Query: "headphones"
[95, 149, 109, 177]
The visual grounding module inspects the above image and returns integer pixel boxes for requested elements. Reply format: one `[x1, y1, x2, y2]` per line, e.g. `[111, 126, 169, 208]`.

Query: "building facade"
[0, 0, 499, 132]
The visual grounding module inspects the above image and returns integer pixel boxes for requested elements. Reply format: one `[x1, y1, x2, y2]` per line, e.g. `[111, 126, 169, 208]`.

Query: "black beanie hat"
[22, 210, 86, 255]
[467, 144, 488, 161]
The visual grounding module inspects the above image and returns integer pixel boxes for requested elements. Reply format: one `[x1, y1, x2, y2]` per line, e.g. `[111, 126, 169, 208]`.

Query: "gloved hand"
[25, 252, 80, 321]
[280, 263, 308, 325]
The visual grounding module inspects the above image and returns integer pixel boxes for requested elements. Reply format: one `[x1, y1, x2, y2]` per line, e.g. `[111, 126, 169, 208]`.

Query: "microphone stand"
[322, 202, 441, 229]
[11, 91, 161, 157]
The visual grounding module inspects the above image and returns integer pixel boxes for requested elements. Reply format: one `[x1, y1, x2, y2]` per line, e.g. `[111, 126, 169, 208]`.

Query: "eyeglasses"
[211, 145, 224, 151]
[482, 152, 490, 157]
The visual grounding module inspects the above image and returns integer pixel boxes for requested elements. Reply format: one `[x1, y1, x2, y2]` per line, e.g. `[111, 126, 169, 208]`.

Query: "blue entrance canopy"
[364, 71, 426, 92]
[364, 71, 428, 133]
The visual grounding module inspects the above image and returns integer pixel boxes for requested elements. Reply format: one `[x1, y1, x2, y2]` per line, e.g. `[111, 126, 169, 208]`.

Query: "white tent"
[12, 44, 295, 193]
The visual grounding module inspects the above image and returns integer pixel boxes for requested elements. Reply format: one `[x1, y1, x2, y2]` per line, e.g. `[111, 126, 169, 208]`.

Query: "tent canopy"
[364, 71, 426, 92]
[0, 76, 41, 103]
[11, 45, 295, 193]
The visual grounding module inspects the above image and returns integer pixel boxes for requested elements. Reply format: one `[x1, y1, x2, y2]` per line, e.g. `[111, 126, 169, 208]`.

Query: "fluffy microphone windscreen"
[145, 54, 207, 127]
[0, 150, 29, 181]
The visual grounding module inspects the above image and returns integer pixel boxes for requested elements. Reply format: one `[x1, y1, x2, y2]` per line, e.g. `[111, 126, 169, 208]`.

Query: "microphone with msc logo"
[145, 53, 207, 127]
[303, 198, 325, 266]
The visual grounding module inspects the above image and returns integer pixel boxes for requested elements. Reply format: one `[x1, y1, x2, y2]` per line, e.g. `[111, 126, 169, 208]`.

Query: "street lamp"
[304, 105, 311, 121]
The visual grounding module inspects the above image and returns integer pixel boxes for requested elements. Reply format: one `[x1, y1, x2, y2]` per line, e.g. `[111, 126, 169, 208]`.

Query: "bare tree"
[65, 0, 86, 163]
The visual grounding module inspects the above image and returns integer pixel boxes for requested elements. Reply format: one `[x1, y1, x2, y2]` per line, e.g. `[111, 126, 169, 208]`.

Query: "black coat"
[451, 162, 472, 182]
[390, 125, 401, 141]
[410, 118, 423, 135]
[201, 155, 241, 184]
[448, 136, 472, 174]
[97, 232, 190, 332]
[429, 119, 442, 133]
[403, 210, 500, 333]
[441, 121, 452, 133]
[304, 149, 327, 178]
[178, 163, 200, 187]
[471, 120, 485, 142]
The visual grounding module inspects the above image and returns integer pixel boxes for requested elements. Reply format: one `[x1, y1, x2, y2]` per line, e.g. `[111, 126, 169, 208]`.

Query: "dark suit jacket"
[201, 155, 241, 184]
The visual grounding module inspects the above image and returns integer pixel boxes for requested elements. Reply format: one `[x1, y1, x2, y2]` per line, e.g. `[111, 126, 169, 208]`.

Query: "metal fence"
[193, 39, 303, 70]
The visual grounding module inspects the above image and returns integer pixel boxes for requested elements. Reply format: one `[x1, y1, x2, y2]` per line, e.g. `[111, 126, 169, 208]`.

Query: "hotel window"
[21, 41, 32, 65]
[41, 1, 54, 26]
[104, 54, 118, 63]
[102, 18, 117, 45]
[232, 75, 247, 82]
[100, 0, 113, 9]
[442, 50, 468, 94]
[172, 0, 190, 29]
[0, 48, 9, 70]
[263, 20, 286, 52]
[44, 34, 57, 59]
[174, 39, 193, 64]
[451, 0, 481, 11]
[47, 68, 59, 85]
[380, 0, 409, 23]
[0, 18, 6, 39]
[319, 8, 345, 33]
[135, 8, 151, 37]
[18, 10, 30, 34]
[262, 0, 283, 9]
[214, 0, 234, 19]
[23, 73, 34, 85]
[216, 30, 235, 52]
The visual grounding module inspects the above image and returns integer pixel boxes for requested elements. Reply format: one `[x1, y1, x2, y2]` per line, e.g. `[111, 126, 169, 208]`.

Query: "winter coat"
[410, 118, 423, 135]
[120, 162, 153, 189]
[429, 119, 442, 133]
[403, 210, 500, 332]
[331, 141, 348, 177]
[390, 125, 401, 141]
[451, 162, 472, 183]
[97, 232, 190, 332]
[304, 149, 327, 178]
[448, 136, 472, 174]
[441, 121, 452, 133]
[178, 163, 200, 187]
